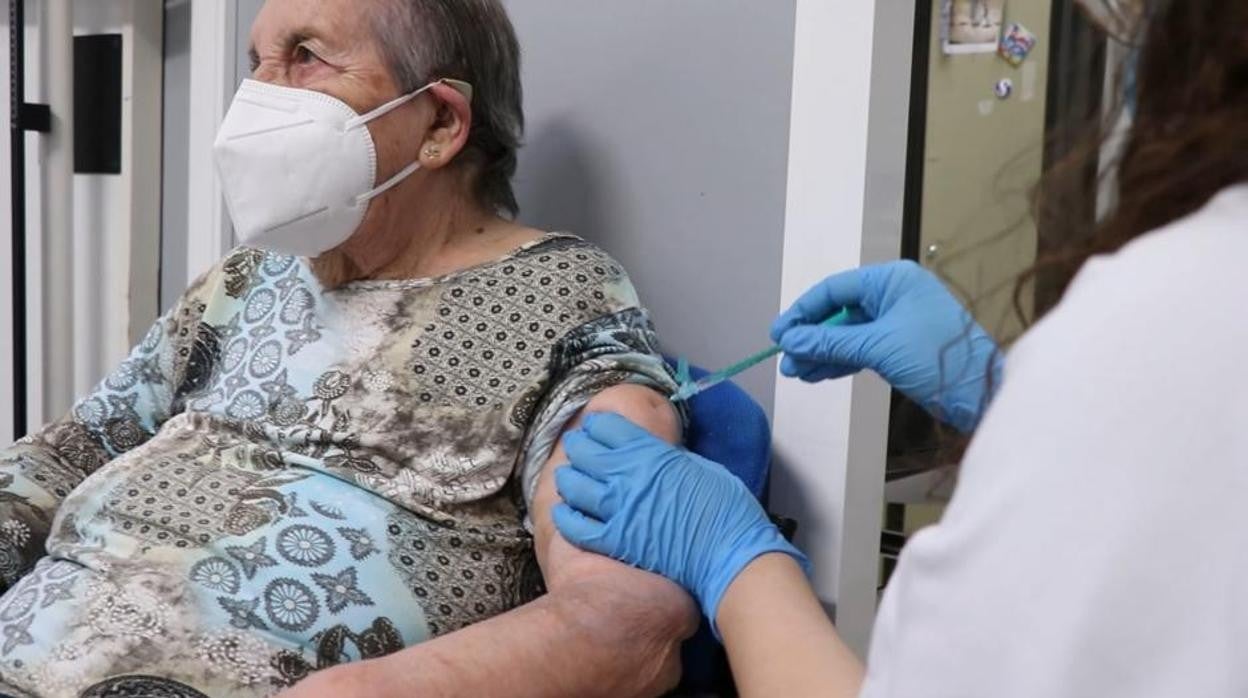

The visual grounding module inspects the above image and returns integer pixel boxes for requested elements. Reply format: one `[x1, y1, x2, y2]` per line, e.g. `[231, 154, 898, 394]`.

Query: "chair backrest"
[671, 361, 772, 695]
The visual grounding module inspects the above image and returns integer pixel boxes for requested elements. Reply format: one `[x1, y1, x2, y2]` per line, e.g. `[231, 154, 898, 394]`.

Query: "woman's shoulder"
[514, 232, 624, 267]
[507, 232, 635, 288]
[171, 247, 312, 320]
[1020, 183, 1248, 364]
[479, 232, 643, 318]
[1068, 184, 1248, 309]
[1002, 184, 1248, 439]
[204, 247, 307, 295]
[868, 186, 1248, 698]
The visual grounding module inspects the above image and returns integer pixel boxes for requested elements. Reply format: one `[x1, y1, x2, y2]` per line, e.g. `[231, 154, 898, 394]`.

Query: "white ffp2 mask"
[213, 78, 473, 258]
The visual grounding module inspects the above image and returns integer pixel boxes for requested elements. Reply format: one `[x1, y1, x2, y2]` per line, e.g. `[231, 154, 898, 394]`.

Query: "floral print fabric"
[0, 234, 677, 696]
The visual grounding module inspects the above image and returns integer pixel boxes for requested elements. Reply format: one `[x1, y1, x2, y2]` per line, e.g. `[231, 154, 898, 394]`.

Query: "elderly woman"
[0, 1, 696, 696]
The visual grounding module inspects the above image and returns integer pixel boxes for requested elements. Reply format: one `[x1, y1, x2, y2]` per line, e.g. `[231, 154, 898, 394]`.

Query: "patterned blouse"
[0, 234, 678, 697]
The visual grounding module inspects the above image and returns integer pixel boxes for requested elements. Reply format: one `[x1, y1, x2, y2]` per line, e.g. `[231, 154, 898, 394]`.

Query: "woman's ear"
[420, 82, 473, 170]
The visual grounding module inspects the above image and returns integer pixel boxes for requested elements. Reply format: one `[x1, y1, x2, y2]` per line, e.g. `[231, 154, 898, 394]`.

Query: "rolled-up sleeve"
[519, 307, 684, 521]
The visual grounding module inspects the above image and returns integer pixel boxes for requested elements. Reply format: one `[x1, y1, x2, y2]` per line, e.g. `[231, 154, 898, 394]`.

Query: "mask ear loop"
[345, 82, 435, 131]
[346, 78, 474, 130]
[349, 78, 475, 205]
[356, 161, 423, 206]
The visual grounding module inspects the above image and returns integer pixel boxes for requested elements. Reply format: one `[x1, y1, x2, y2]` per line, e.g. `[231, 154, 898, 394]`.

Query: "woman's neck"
[312, 175, 540, 288]
[371, 204, 498, 281]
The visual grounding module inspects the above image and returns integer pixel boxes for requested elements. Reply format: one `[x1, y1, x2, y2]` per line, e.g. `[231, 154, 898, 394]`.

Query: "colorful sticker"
[999, 23, 1038, 67]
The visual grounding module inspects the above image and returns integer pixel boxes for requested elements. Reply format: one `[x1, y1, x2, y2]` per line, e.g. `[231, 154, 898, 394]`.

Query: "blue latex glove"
[771, 260, 1002, 433]
[552, 413, 809, 636]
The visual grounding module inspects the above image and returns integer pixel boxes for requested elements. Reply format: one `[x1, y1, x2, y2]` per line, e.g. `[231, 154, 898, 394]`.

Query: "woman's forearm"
[717, 553, 865, 698]
[280, 568, 693, 698]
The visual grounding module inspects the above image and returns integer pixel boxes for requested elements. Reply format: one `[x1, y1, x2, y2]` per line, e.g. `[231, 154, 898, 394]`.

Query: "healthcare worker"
[551, 1, 1248, 696]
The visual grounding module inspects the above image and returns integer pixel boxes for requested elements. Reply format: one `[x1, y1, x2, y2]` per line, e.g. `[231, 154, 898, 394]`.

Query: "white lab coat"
[861, 184, 1248, 697]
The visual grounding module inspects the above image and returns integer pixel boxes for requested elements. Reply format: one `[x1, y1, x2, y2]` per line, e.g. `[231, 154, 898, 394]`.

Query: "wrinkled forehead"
[249, 0, 386, 60]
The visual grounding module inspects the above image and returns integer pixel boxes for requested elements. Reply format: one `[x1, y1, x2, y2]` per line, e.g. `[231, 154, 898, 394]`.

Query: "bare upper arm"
[528, 384, 696, 691]
[531, 384, 683, 585]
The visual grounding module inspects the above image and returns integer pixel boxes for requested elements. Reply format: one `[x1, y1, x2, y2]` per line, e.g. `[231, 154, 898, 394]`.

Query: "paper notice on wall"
[942, 0, 1006, 55]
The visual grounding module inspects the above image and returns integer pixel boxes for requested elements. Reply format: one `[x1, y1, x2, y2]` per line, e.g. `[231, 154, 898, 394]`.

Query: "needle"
[671, 308, 852, 403]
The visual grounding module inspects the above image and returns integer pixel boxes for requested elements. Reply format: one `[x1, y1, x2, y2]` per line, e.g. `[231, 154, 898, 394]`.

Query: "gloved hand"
[771, 260, 1002, 433]
[552, 413, 809, 636]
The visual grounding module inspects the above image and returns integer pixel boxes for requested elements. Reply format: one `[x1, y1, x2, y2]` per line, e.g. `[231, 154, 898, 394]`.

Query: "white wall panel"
[772, 0, 911, 656]
[69, 0, 164, 399]
[185, 0, 236, 283]
[2, 1, 164, 430]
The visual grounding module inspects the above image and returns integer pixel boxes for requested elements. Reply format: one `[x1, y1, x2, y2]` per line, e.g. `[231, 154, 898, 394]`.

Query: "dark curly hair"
[1026, 0, 1248, 321]
[371, 0, 525, 218]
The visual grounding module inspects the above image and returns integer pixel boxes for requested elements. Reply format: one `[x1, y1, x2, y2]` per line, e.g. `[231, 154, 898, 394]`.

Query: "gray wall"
[161, 0, 258, 312]
[160, 0, 190, 312]
[235, 0, 264, 91]
[505, 1, 795, 412]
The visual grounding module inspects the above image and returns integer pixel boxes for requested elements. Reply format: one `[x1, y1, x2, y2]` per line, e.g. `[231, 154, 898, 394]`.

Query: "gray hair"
[371, 0, 524, 217]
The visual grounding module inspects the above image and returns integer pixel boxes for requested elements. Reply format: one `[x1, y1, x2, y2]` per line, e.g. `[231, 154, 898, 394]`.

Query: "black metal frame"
[1037, 0, 1106, 311]
[9, 0, 28, 439]
[8, 0, 49, 439]
[900, 0, 933, 264]
[884, 0, 944, 483]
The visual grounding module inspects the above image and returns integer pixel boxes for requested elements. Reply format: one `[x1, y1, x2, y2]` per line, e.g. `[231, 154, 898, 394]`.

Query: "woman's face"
[250, 0, 428, 195]
[248, 0, 473, 276]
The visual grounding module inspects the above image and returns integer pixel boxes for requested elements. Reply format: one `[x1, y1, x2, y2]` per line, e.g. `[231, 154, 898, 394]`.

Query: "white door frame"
[3, 0, 167, 428]
[186, 0, 237, 283]
[68, 0, 166, 399]
[772, 0, 912, 656]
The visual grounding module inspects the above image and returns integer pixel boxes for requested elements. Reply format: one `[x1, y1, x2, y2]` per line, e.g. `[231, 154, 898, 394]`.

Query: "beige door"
[919, 0, 1053, 340]
[886, 1, 1056, 546]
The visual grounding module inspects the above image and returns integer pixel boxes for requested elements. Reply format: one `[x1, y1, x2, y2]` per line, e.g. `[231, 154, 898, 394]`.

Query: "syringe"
[671, 308, 852, 403]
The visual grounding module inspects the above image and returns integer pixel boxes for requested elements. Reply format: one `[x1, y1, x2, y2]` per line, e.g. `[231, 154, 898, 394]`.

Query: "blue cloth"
[679, 364, 772, 498]
[671, 362, 772, 693]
